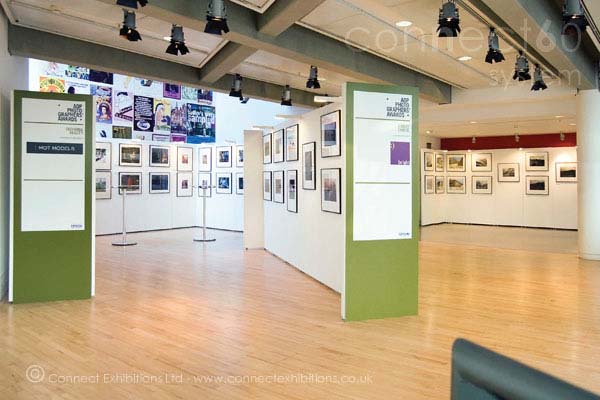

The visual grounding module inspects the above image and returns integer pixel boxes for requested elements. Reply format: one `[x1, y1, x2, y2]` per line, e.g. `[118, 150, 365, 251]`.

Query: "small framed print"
[263, 171, 272, 201]
[424, 175, 435, 194]
[498, 163, 520, 182]
[95, 142, 112, 170]
[119, 172, 142, 194]
[556, 162, 577, 183]
[236, 173, 244, 195]
[321, 168, 341, 214]
[424, 152, 434, 172]
[150, 172, 170, 194]
[216, 173, 232, 194]
[177, 147, 193, 171]
[471, 153, 492, 172]
[526, 176, 549, 195]
[286, 125, 299, 162]
[149, 145, 170, 167]
[287, 170, 298, 213]
[198, 147, 212, 172]
[321, 110, 341, 158]
[472, 176, 492, 194]
[119, 143, 142, 167]
[236, 145, 244, 168]
[273, 171, 285, 203]
[95, 171, 111, 200]
[526, 152, 549, 171]
[302, 142, 317, 190]
[217, 146, 232, 168]
[447, 176, 466, 194]
[446, 153, 466, 172]
[435, 176, 445, 194]
[177, 172, 193, 197]
[273, 130, 285, 163]
[435, 153, 445, 172]
[198, 172, 212, 197]
[263, 133, 272, 164]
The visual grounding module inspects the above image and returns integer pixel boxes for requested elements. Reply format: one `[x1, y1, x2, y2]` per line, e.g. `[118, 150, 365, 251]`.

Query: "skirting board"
[95, 226, 244, 237]
[420, 222, 577, 232]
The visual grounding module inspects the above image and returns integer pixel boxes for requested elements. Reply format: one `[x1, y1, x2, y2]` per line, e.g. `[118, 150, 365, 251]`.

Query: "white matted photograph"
[177, 172, 193, 197]
[471, 153, 492, 172]
[119, 143, 142, 167]
[435, 176, 445, 194]
[119, 172, 142, 194]
[263, 171, 272, 201]
[198, 147, 212, 172]
[236, 145, 244, 168]
[273, 171, 284, 203]
[149, 145, 170, 168]
[273, 130, 285, 163]
[287, 170, 298, 213]
[446, 154, 466, 172]
[526, 152, 549, 171]
[526, 176, 549, 195]
[447, 176, 466, 194]
[424, 152, 434, 172]
[263, 133, 272, 164]
[321, 110, 341, 158]
[198, 172, 212, 197]
[216, 146, 232, 168]
[149, 172, 170, 194]
[498, 163, 520, 182]
[424, 175, 435, 194]
[95, 142, 112, 170]
[177, 147, 193, 171]
[556, 162, 577, 183]
[286, 125, 299, 162]
[216, 172, 232, 194]
[472, 176, 492, 195]
[95, 171, 111, 200]
[321, 168, 341, 214]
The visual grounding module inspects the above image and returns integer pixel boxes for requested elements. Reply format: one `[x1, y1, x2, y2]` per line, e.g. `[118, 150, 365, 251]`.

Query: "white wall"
[263, 102, 345, 293]
[421, 147, 578, 229]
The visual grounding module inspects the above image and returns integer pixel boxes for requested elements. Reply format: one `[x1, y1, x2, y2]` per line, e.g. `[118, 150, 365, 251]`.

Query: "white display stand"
[194, 184, 216, 243]
[112, 186, 137, 247]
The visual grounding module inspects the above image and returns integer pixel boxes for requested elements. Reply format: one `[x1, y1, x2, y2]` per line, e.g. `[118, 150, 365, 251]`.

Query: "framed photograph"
[95, 142, 112, 170]
[435, 176, 445, 194]
[177, 172, 193, 197]
[198, 172, 212, 197]
[216, 173, 232, 194]
[472, 176, 492, 194]
[177, 147, 193, 171]
[286, 125, 299, 162]
[273, 171, 285, 203]
[424, 175, 435, 194]
[556, 162, 577, 183]
[119, 144, 142, 167]
[471, 153, 492, 172]
[149, 145, 170, 167]
[236, 173, 244, 195]
[498, 163, 520, 182]
[287, 170, 298, 213]
[447, 176, 466, 194]
[526, 176, 550, 195]
[150, 172, 170, 194]
[302, 142, 317, 190]
[526, 152, 549, 171]
[198, 147, 212, 172]
[273, 130, 285, 163]
[321, 168, 341, 214]
[217, 146, 232, 168]
[435, 153, 445, 172]
[321, 110, 341, 158]
[95, 171, 111, 200]
[263, 171, 272, 201]
[263, 133, 272, 164]
[446, 154, 466, 172]
[424, 152, 434, 172]
[119, 172, 142, 194]
[236, 145, 244, 168]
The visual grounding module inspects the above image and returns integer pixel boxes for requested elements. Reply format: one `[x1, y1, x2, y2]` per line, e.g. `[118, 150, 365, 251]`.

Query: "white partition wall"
[243, 130, 264, 249]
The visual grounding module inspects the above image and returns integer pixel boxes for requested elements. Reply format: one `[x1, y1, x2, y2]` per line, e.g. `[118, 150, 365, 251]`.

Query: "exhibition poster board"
[344, 83, 420, 321]
[10, 90, 94, 303]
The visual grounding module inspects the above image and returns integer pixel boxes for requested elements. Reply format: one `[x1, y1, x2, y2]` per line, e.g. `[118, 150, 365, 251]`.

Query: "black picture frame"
[273, 130, 285, 163]
[287, 170, 298, 213]
[263, 133, 272, 165]
[285, 125, 299, 162]
[216, 173, 233, 194]
[321, 110, 342, 158]
[118, 172, 142, 194]
[321, 168, 342, 214]
[273, 171, 285, 203]
[263, 171, 272, 201]
[236, 173, 244, 195]
[149, 172, 170, 194]
[149, 145, 170, 168]
[302, 142, 317, 190]
[119, 143, 142, 167]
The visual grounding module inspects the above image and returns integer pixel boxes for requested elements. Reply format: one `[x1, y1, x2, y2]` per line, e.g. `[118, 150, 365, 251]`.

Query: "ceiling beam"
[7, 24, 319, 107]
[200, 42, 257, 83]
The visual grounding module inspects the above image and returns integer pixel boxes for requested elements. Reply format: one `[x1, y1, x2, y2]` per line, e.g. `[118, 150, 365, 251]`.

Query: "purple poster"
[170, 101, 187, 134]
[390, 141, 410, 166]
[164, 83, 181, 100]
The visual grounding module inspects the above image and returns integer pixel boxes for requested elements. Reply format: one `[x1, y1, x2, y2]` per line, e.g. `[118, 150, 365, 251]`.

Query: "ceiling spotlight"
[229, 74, 243, 99]
[281, 85, 292, 107]
[306, 66, 321, 89]
[485, 27, 505, 64]
[116, 0, 147, 8]
[205, 0, 229, 35]
[437, 0, 461, 37]
[457, 55, 472, 62]
[562, 0, 588, 36]
[166, 25, 189, 56]
[396, 21, 413, 28]
[472, 136, 477, 144]
[513, 51, 531, 81]
[560, 132, 566, 141]
[119, 10, 142, 42]
[240, 97, 250, 104]
[531, 64, 548, 91]
[515, 134, 520, 143]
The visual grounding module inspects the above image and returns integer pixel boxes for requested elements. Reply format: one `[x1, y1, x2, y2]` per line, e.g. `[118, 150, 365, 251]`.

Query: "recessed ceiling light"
[458, 56, 472, 62]
[426, 130, 432, 134]
[396, 21, 413, 27]
[163, 36, 171, 41]
[569, 123, 577, 126]
[470, 121, 477, 124]
[555, 115, 565, 118]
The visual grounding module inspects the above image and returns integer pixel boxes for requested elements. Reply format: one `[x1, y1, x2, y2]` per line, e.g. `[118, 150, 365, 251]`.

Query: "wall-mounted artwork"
[435, 154, 445, 172]
[216, 173, 232, 194]
[286, 125, 299, 162]
[321, 110, 341, 158]
[96, 171, 111, 200]
[198, 173, 212, 197]
[526, 176, 549, 195]
[447, 154, 466, 172]
[119, 144, 142, 167]
[263, 171, 272, 201]
[133, 95, 154, 133]
[263, 133, 272, 164]
[149, 145, 170, 167]
[273, 171, 285, 203]
[216, 146, 232, 168]
[526, 152, 549, 171]
[287, 170, 298, 213]
[177, 147, 193, 171]
[177, 172, 193, 197]
[498, 163, 520, 182]
[236, 145, 244, 168]
[95, 142, 112, 170]
[198, 147, 212, 172]
[273, 130, 285, 163]
[119, 172, 142, 194]
[424, 152, 434, 171]
[447, 176, 466, 194]
[472, 176, 492, 194]
[556, 162, 577, 183]
[321, 168, 342, 214]
[114, 91, 133, 125]
[302, 142, 317, 190]
[150, 172, 170, 194]
[424, 175, 435, 194]
[471, 153, 492, 172]
[187, 104, 216, 144]
[236, 173, 244, 195]
[435, 176, 445, 194]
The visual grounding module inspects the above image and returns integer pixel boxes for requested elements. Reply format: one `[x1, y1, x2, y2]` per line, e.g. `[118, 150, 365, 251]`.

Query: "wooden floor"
[2, 228, 600, 399]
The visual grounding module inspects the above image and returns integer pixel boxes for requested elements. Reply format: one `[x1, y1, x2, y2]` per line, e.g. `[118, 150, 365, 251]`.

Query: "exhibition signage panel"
[345, 83, 419, 321]
[10, 91, 94, 303]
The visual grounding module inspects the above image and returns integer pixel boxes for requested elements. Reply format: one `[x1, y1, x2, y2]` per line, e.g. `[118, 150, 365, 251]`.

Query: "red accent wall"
[440, 133, 577, 151]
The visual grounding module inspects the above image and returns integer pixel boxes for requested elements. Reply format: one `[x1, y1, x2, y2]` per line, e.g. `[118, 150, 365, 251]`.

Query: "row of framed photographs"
[424, 152, 559, 174]
[424, 175, 553, 195]
[96, 172, 244, 199]
[262, 168, 341, 214]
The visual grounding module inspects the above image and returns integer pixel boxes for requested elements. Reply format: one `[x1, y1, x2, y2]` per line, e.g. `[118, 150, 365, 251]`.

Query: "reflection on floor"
[421, 223, 578, 254]
[2, 228, 600, 399]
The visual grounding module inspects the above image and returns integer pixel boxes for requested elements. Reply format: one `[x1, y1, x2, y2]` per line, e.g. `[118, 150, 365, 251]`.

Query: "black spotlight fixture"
[229, 74, 243, 99]
[306, 65, 321, 89]
[281, 85, 292, 106]
[531, 64, 548, 91]
[116, 0, 147, 8]
[166, 25, 189, 56]
[485, 28, 504, 64]
[512, 51, 531, 82]
[240, 97, 250, 104]
[437, 0, 461, 37]
[562, 0, 588, 36]
[205, 0, 230, 35]
[119, 10, 142, 42]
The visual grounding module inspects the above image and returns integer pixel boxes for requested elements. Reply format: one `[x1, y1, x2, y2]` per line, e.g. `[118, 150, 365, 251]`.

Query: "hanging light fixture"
[472, 136, 477, 144]
[205, 0, 230, 35]
[531, 64, 548, 91]
[119, 10, 142, 42]
[306, 66, 321, 89]
[116, 0, 147, 8]
[512, 51, 531, 81]
[229, 74, 243, 99]
[437, 0, 461, 37]
[562, 0, 588, 36]
[281, 85, 292, 106]
[166, 25, 189, 56]
[485, 28, 504, 64]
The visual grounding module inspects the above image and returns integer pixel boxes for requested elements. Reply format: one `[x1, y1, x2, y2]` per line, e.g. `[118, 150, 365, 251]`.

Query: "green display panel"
[10, 90, 93, 303]
[344, 83, 420, 321]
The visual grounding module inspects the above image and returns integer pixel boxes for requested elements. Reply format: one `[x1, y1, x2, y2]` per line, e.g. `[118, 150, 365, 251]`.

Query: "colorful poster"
[65, 81, 90, 95]
[41, 61, 67, 77]
[91, 85, 113, 124]
[96, 123, 112, 139]
[181, 86, 198, 101]
[152, 134, 170, 142]
[39, 77, 65, 93]
[112, 126, 132, 139]
[170, 101, 187, 134]
[89, 70, 113, 84]
[198, 89, 213, 105]
[171, 134, 187, 143]
[113, 74, 135, 92]
[154, 98, 171, 133]
[186, 104, 216, 144]
[134, 95, 154, 132]
[133, 78, 163, 98]
[114, 91, 134, 125]
[163, 83, 181, 100]
[65, 66, 90, 80]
